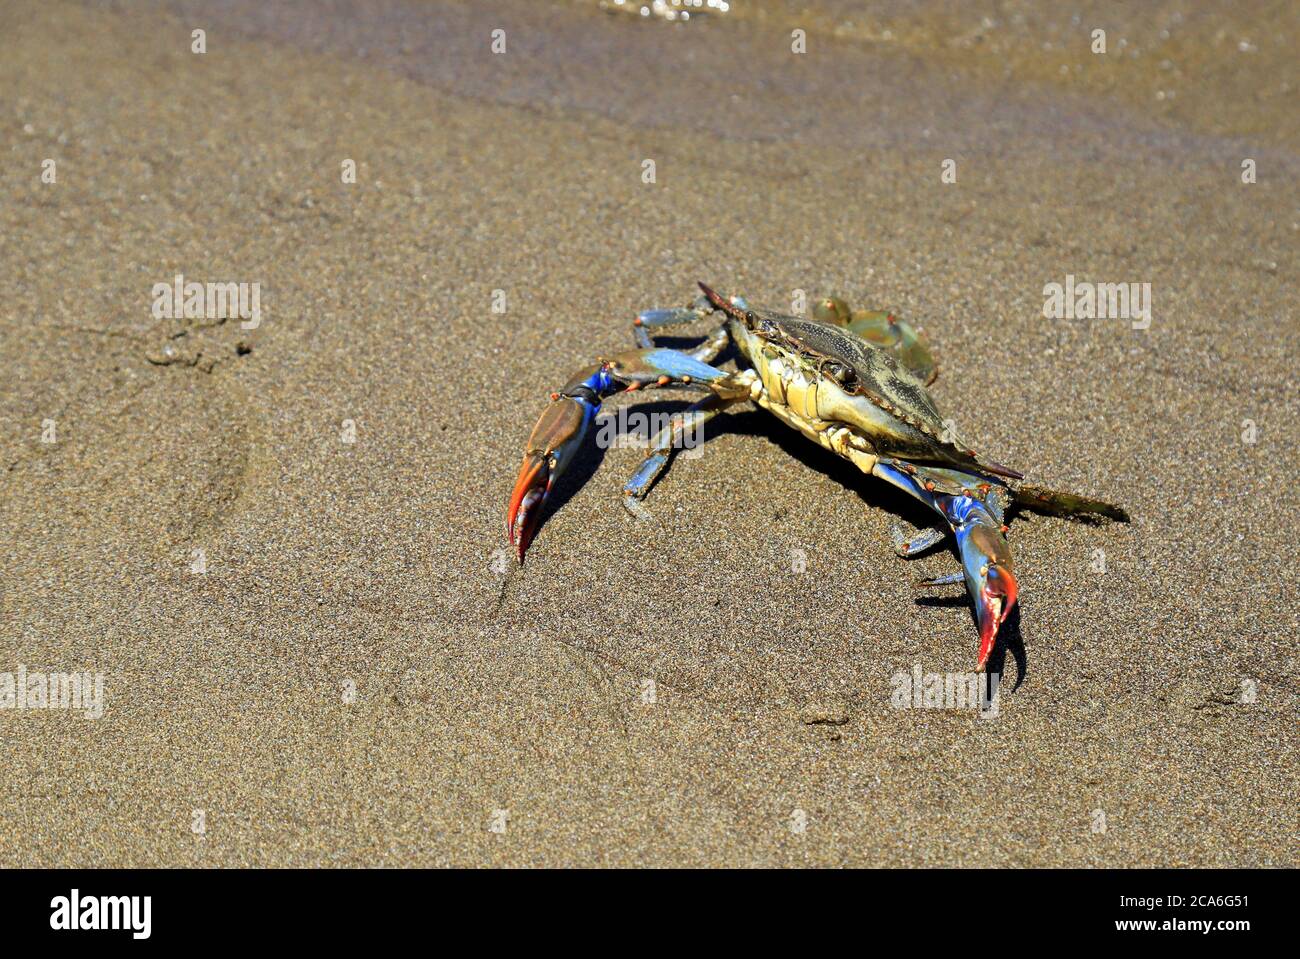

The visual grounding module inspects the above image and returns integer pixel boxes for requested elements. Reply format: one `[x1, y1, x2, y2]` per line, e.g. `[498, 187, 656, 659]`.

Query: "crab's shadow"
[539, 401, 1028, 689]
[724, 408, 1028, 689]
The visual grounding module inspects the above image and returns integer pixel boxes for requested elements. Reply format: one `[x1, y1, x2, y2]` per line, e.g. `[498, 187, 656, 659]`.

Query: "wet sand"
[0, 0, 1295, 866]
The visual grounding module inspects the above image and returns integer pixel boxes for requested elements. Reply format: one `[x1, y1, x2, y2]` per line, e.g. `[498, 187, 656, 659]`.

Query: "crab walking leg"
[915, 570, 964, 588]
[632, 296, 711, 345]
[634, 314, 729, 361]
[622, 394, 741, 514]
[634, 304, 732, 365]
[507, 346, 743, 559]
[872, 461, 1018, 672]
[889, 524, 946, 558]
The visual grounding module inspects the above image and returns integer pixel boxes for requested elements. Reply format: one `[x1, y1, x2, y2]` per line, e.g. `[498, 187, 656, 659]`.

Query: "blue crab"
[507, 283, 1128, 670]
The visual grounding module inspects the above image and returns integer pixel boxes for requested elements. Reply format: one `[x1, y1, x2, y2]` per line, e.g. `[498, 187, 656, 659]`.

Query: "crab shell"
[727, 310, 1022, 485]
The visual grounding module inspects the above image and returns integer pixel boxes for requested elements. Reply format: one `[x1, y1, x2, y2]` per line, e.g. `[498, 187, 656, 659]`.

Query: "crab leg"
[872, 461, 1018, 672]
[622, 393, 741, 513]
[633, 298, 732, 363]
[889, 524, 946, 557]
[507, 347, 744, 559]
[915, 570, 964, 588]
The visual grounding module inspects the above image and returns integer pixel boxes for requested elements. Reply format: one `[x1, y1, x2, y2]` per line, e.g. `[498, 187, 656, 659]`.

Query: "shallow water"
[143, 0, 1297, 159]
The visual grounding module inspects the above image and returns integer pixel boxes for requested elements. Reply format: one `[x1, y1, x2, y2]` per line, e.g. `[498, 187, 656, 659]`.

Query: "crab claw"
[957, 523, 1019, 672]
[974, 560, 1018, 672]
[506, 452, 550, 560]
[506, 390, 595, 560]
[507, 349, 731, 560]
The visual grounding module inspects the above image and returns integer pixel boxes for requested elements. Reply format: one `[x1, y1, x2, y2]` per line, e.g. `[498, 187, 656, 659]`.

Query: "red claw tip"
[975, 565, 1019, 671]
[506, 455, 550, 561]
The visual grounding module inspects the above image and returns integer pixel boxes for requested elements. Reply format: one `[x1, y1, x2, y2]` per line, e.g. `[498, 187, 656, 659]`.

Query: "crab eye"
[745, 311, 757, 323]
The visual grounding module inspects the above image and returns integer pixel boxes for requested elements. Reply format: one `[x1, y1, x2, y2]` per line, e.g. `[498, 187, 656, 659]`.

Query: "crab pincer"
[507, 348, 735, 559]
[936, 496, 1019, 672]
[506, 371, 599, 559]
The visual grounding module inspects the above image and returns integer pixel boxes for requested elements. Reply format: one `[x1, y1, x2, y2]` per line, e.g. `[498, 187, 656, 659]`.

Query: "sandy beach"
[1, 0, 1295, 866]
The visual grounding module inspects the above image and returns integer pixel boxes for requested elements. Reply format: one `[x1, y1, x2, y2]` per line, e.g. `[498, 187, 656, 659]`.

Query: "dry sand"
[0, 0, 1296, 866]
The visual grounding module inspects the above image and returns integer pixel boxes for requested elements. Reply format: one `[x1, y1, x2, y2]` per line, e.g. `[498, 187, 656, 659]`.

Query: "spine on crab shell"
[1012, 484, 1130, 522]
